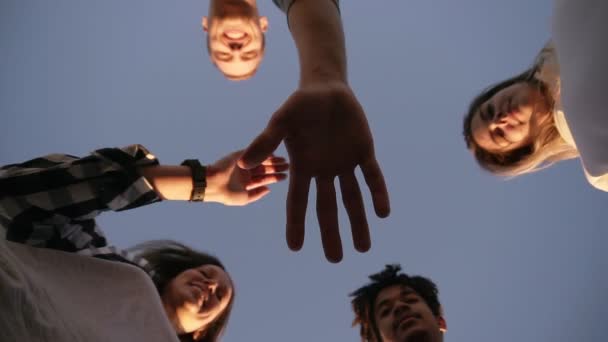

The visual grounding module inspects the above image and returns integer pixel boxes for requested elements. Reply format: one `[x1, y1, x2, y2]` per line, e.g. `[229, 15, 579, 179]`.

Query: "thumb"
[238, 121, 285, 170]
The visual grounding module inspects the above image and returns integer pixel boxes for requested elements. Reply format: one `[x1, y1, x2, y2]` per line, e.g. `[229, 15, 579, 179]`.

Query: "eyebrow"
[199, 267, 216, 276]
[375, 289, 415, 312]
[213, 52, 233, 62]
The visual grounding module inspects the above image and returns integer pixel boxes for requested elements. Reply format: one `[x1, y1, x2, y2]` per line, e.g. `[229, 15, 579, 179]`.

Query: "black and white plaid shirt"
[0, 144, 162, 277]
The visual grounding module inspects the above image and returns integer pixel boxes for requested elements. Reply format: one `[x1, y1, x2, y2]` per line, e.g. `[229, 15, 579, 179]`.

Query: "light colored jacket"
[550, 0, 608, 191]
[533, 42, 608, 191]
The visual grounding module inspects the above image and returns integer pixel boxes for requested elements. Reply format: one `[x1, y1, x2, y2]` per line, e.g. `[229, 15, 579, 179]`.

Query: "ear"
[259, 16, 269, 32]
[437, 315, 447, 333]
[202, 17, 209, 32]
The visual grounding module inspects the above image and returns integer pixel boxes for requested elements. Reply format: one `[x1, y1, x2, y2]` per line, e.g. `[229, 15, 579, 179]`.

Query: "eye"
[484, 103, 495, 120]
[380, 309, 390, 317]
[214, 52, 231, 61]
[241, 51, 258, 61]
[405, 297, 418, 304]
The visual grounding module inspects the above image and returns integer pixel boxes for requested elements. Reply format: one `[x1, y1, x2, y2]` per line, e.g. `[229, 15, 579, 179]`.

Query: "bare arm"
[287, 0, 347, 84]
[138, 166, 193, 201]
[240, 0, 390, 262]
[141, 152, 288, 205]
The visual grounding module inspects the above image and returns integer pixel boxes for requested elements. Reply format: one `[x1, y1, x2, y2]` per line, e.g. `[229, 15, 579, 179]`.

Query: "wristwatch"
[180, 159, 207, 202]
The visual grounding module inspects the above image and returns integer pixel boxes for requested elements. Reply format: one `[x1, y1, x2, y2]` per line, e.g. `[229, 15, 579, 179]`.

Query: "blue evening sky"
[1, 1, 606, 341]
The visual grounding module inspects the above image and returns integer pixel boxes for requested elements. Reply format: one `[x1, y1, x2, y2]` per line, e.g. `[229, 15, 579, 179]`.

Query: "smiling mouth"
[394, 316, 418, 332]
[224, 29, 246, 39]
[190, 282, 209, 311]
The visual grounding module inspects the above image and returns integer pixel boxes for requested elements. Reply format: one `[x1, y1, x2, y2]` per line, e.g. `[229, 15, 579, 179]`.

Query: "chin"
[397, 327, 434, 342]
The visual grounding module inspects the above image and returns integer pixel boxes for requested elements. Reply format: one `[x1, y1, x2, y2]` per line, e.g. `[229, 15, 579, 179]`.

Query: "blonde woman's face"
[471, 82, 547, 152]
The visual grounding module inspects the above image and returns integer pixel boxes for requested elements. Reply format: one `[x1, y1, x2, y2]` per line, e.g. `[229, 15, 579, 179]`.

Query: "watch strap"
[180, 159, 207, 202]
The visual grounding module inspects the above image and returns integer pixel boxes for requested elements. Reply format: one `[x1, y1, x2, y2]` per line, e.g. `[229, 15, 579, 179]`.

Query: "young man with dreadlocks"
[350, 265, 447, 342]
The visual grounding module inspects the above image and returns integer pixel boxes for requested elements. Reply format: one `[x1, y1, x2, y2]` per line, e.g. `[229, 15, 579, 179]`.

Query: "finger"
[315, 177, 343, 263]
[286, 173, 311, 252]
[339, 172, 370, 253]
[246, 173, 288, 190]
[250, 163, 290, 176]
[360, 158, 390, 218]
[239, 120, 286, 170]
[261, 156, 287, 166]
[246, 186, 271, 204]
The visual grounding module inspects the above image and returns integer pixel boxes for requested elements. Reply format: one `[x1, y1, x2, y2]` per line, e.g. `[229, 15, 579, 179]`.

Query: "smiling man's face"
[373, 285, 445, 342]
[202, 0, 268, 80]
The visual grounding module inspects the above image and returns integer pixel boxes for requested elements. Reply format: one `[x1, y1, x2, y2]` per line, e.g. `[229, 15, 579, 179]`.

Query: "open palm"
[239, 82, 390, 262]
[207, 151, 288, 206]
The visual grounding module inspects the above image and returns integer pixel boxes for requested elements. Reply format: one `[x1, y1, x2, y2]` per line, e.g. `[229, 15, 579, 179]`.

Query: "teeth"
[225, 30, 245, 39]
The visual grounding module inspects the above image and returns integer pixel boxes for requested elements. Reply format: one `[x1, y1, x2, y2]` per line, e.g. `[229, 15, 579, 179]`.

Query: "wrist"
[300, 66, 347, 86]
[202, 164, 221, 203]
[180, 159, 207, 202]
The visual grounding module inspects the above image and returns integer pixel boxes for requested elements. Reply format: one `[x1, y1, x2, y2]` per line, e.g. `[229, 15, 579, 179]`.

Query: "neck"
[161, 295, 184, 334]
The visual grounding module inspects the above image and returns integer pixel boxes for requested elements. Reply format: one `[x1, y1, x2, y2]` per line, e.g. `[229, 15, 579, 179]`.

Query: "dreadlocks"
[349, 265, 441, 342]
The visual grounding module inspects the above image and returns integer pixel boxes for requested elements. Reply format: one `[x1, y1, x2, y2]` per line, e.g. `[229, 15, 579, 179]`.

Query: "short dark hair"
[350, 265, 441, 342]
[130, 240, 234, 342]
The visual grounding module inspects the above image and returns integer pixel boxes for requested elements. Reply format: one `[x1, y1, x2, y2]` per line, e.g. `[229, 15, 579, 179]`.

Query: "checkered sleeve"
[0, 144, 161, 255]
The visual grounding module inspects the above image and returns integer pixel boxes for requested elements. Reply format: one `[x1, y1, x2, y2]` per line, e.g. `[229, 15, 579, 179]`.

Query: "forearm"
[287, 0, 347, 84]
[139, 164, 224, 202]
[138, 166, 193, 201]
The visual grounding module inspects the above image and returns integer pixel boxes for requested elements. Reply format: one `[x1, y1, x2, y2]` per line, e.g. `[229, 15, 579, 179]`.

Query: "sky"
[1, 1, 607, 341]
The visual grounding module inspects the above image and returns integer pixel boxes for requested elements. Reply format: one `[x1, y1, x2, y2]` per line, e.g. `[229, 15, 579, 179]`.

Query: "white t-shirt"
[552, 0, 608, 189]
[533, 35, 608, 191]
[0, 239, 179, 342]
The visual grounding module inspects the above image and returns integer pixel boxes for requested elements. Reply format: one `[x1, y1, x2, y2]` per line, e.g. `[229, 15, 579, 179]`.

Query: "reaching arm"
[141, 151, 288, 205]
[286, 0, 346, 84]
[0, 145, 288, 253]
[242, 0, 390, 263]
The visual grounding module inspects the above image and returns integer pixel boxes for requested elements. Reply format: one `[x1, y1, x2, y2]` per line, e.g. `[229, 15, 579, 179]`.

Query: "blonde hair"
[463, 65, 578, 177]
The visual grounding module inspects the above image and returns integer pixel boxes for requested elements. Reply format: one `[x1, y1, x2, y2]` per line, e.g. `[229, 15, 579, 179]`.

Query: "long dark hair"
[129, 240, 234, 342]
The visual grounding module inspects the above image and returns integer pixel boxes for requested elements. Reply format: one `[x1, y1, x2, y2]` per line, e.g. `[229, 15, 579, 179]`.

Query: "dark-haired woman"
[0, 144, 287, 341]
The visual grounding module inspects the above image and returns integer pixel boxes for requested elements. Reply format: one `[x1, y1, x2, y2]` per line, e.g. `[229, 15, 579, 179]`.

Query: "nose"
[490, 120, 505, 131]
[489, 112, 511, 129]
[492, 108, 509, 122]
[394, 302, 408, 317]
[228, 42, 243, 50]
[207, 281, 218, 293]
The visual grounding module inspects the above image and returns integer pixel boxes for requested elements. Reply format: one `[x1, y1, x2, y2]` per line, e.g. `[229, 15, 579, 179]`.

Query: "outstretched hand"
[206, 151, 288, 206]
[238, 81, 390, 262]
